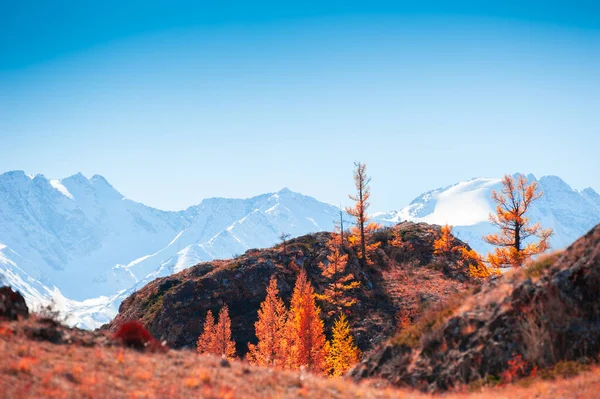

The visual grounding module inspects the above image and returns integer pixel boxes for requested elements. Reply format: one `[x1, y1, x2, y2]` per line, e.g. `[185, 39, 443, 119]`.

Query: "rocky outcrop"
[105, 222, 478, 356]
[0, 286, 29, 320]
[350, 224, 600, 392]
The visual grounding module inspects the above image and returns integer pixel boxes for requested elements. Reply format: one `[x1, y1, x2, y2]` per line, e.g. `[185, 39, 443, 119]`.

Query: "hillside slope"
[2, 286, 600, 398]
[0, 171, 342, 328]
[105, 222, 476, 355]
[350, 223, 600, 392]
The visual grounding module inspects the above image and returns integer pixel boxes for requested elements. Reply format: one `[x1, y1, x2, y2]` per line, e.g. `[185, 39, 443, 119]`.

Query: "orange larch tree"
[346, 162, 381, 268]
[316, 233, 360, 315]
[214, 305, 236, 359]
[484, 174, 553, 268]
[460, 247, 497, 279]
[285, 268, 328, 374]
[434, 224, 497, 279]
[433, 224, 457, 259]
[247, 276, 287, 368]
[197, 306, 236, 359]
[325, 313, 361, 377]
[196, 310, 216, 355]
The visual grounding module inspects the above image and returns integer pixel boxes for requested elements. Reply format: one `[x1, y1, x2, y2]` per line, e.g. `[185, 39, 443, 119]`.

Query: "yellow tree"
[196, 310, 216, 355]
[247, 276, 287, 368]
[346, 162, 381, 268]
[316, 233, 360, 315]
[325, 314, 361, 377]
[285, 268, 328, 374]
[484, 175, 553, 268]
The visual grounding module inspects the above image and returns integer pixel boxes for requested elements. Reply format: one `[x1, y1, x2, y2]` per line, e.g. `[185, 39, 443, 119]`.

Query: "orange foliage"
[348, 223, 381, 267]
[389, 229, 412, 250]
[502, 354, 529, 383]
[284, 268, 327, 374]
[196, 310, 216, 355]
[247, 276, 287, 368]
[325, 314, 360, 377]
[316, 234, 360, 314]
[433, 224, 456, 258]
[485, 175, 553, 268]
[395, 308, 413, 332]
[460, 248, 499, 279]
[434, 224, 497, 279]
[346, 162, 381, 267]
[197, 307, 236, 359]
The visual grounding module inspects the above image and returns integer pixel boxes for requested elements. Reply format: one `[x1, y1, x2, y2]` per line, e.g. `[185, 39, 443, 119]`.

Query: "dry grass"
[2, 317, 600, 398]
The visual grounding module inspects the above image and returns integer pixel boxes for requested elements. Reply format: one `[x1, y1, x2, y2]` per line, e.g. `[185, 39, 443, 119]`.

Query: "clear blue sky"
[1, 1, 599, 211]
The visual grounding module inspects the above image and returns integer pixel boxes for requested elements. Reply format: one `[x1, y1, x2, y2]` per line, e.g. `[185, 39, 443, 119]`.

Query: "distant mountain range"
[0, 171, 598, 328]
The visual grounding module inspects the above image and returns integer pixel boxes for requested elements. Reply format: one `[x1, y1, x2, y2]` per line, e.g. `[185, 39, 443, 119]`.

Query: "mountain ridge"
[1, 170, 599, 329]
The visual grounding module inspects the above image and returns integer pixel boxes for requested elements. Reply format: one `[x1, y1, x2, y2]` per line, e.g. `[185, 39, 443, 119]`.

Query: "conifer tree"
[285, 268, 327, 374]
[434, 225, 497, 278]
[197, 307, 236, 359]
[196, 310, 216, 355]
[346, 162, 381, 267]
[214, 305, 236, 359]
[433, 224, 456, 259]
[248, 276, 287, 368]
[316, 233, 360, 315]
[325, 314, 361, 377]
[460, 248, 497, 279]
[484, 174, 553, 268]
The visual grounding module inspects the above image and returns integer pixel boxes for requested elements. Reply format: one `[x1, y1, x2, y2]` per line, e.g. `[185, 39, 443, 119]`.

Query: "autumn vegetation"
[196, 306, 236, 360]
[346, 162, 382, 267]
[1, 166, 574, 398]
[485, 174, 553, 268]
[196, 168, 556, 380]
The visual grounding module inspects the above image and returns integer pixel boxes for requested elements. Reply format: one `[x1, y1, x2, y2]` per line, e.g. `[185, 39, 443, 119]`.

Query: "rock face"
[0, 286, 29, 320]
[105, 222, 477, 356]
[350, 224, 600, 392]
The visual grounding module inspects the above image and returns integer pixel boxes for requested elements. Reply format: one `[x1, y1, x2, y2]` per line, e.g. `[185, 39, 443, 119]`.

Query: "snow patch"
[50, 180, 74, 200]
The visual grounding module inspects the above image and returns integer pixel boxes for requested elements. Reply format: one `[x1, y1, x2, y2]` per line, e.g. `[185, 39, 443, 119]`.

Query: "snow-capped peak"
[381, 174, 600, 256]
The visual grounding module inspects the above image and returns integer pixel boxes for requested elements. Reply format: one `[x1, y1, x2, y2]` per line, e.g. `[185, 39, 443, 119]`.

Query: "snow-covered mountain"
[376, 174, 600, 255]
[0, 171, 340, 328]
[1, 171, 598, 329]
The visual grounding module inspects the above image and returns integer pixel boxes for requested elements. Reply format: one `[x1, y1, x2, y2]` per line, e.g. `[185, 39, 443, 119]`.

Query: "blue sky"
[1, 1, 599, 211]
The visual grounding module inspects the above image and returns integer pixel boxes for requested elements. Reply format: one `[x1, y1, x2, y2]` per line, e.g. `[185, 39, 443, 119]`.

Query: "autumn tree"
[433, 224, 457, 259]
[325, 314, 361, 377]
[196, 306, 236, 359]
[316, 233, 360, 315]
[196, 310, 216, 355]
[484, 174, 553, 268]
[214, 306, 236, 359]
[285, 268, 328, 374]
[247, 276, 287, 368]
[434, 224, 497, 279]
[346, 162, 381, 267]
[460, 247, 498, 279]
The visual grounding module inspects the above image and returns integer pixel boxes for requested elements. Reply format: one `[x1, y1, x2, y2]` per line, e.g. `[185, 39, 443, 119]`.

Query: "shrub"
[113, 320, 155, 350]
[540, 360, 590, 380]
